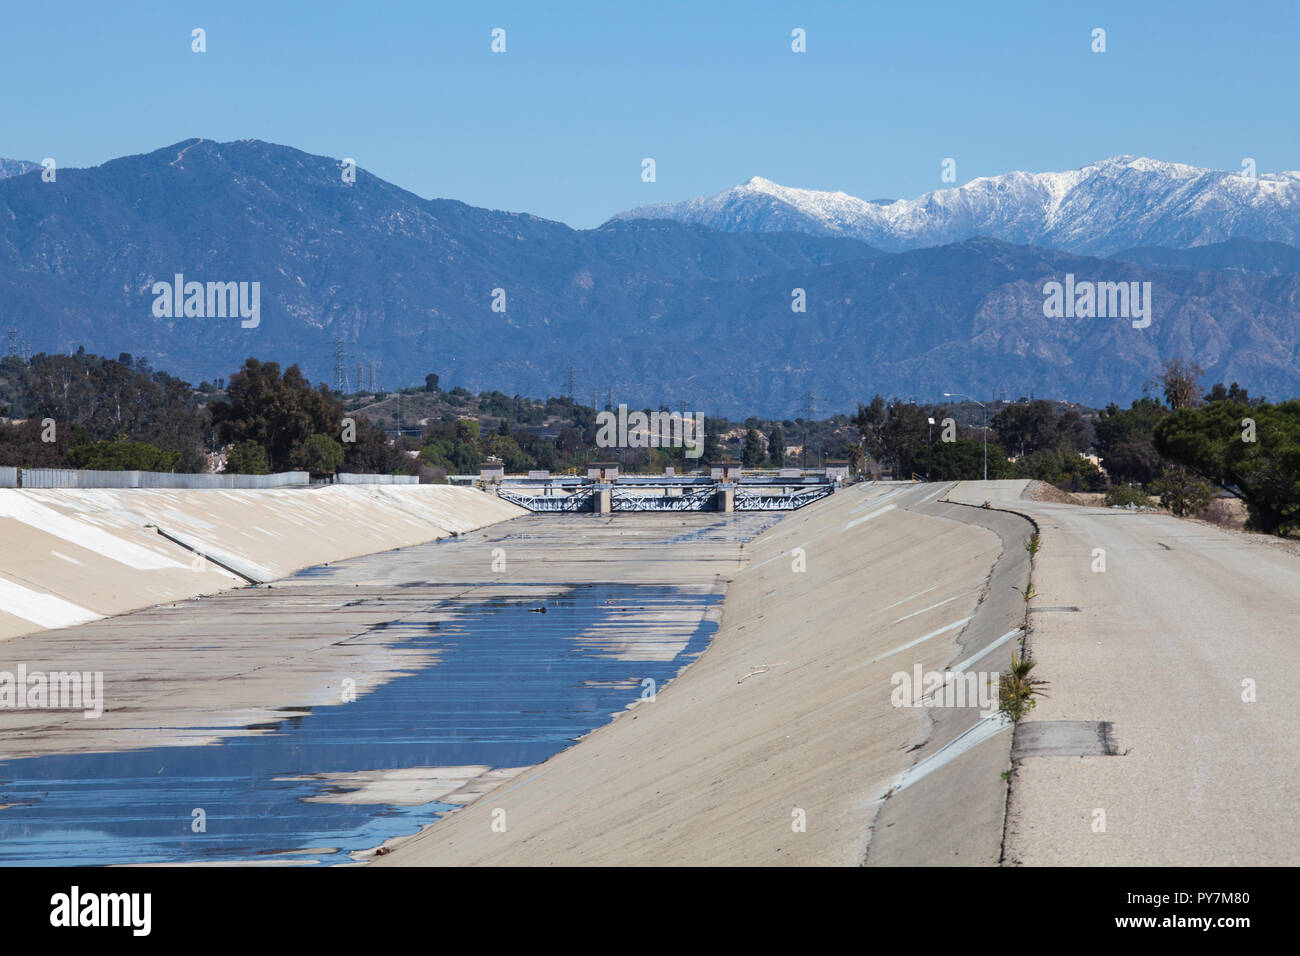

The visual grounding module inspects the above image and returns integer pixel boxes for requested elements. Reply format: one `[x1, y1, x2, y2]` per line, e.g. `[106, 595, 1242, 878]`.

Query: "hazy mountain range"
[0, 140, 1297, 416]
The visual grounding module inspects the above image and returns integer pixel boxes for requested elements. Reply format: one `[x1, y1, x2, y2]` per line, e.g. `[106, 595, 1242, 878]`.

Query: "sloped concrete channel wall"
[377, 481, 1033, 866]
[0, 485, 525, 642]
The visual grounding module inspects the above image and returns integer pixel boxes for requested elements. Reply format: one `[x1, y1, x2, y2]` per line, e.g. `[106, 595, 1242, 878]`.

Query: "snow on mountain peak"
[613, 157, 1300, 255]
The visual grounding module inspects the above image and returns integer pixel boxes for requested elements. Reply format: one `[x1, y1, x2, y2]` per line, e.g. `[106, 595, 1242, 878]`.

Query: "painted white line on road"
[871, 617, 972, 663]
[950, 628, 1024, 674]
[844, 504, 895, 531]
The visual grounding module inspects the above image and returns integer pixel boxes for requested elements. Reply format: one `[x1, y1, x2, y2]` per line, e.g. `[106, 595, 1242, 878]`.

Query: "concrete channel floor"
[0, 513, 771, 764]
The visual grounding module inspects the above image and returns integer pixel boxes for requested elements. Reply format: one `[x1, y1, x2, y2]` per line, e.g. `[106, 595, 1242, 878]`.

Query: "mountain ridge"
[0, 139, 1298, 416]
[613, 157, 1300, 256]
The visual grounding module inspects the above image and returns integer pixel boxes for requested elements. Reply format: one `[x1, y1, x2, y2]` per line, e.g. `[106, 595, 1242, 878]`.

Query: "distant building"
[824, 460, 850, 482]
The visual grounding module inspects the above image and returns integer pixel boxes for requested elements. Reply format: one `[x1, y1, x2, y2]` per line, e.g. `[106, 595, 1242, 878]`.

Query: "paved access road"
[950, 481, 1300, 865]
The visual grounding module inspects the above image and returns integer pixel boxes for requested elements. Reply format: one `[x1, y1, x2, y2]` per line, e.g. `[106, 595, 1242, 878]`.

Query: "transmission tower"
[332, 337, 347, 393]
[5, 327, 16, 357]
[564, 365, 578, 400]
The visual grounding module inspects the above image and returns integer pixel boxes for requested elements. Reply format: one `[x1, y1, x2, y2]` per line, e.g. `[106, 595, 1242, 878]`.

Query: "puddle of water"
[0, 584, 718, 866]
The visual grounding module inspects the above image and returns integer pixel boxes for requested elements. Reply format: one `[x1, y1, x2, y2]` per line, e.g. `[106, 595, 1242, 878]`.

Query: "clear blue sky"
[2, 0, 1296, 228]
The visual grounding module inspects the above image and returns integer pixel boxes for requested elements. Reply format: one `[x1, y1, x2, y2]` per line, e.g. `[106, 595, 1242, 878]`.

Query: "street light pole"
[943, 392, 988, 481]
[926, 417, 935, 481]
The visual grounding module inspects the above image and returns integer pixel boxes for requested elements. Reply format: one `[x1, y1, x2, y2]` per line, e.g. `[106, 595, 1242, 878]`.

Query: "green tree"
[343, 416, 413, 474]
[991, 400, 1089, 459]
[923, 437, 1013, 481]
[1012, 444, 1107, 492]
[702, 417, 725, 463]
[1093, 397, 1168, 485]
[68, 440, 180, 472]
[290, 434, 345, 475]
[1154, 400, 1300, 535]
[225, 440, 269, 475]
[767, 426, 785, 467]
[1148, 465, 1216, 518]
[209, 359, 342, 471]
[742, 427, 766, 467]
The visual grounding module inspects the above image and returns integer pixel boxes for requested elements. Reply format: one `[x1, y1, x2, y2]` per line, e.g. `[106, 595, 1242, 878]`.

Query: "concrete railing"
[335, 473, 419, 485]
[4, 469, 423, 489]
[14, 469, 311, 489]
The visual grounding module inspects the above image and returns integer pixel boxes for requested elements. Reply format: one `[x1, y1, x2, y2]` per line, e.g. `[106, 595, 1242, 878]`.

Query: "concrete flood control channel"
[0, 513, 778, 865]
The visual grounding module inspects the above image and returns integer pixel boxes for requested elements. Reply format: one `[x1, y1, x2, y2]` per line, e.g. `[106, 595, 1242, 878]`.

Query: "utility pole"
[799, 391, 817, 469]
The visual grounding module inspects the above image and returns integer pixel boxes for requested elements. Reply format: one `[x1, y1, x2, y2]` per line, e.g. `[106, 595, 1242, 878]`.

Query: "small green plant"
[999, 653, 1050, 722]
[1024, 532, 1041, 556]
[1011, 583, 1038, 603]
[982, 499, 992, 509]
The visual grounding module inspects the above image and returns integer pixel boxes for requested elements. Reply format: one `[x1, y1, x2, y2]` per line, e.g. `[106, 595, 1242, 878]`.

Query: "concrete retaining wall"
[0, 484, 525, 641]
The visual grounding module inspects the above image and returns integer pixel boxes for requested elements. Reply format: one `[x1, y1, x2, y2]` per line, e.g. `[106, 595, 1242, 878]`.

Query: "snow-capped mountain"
[612, 158, 1300, 255]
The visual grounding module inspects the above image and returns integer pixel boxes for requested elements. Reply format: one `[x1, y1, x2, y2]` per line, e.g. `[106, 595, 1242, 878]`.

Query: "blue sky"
[2, 0, 1297, 228]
